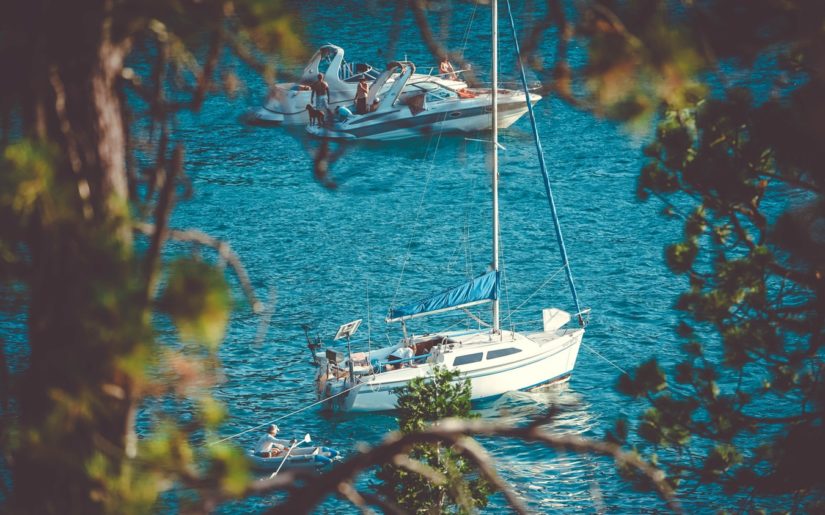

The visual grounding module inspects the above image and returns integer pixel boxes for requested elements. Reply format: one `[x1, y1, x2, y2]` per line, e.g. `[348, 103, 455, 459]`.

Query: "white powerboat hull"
[306, 98, 533, 141]
[304, 63, 539, 141]
[247, 44, 466, 126]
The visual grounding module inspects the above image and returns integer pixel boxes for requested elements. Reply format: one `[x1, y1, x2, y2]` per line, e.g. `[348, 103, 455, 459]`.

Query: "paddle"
[269, 433, 311, 479]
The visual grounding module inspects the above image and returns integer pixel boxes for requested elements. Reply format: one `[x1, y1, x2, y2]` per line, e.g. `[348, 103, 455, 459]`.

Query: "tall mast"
[491, 0, 500, 333]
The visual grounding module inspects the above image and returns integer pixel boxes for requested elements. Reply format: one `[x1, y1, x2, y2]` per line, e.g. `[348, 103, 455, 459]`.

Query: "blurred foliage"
[160, 258, 232, 351]
[572, 0, 825, 510]
[0, 0, 303, 513]
[375, 366, 492, 513]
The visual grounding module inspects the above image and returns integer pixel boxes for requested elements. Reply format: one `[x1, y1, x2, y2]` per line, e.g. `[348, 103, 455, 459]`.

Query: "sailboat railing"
[504, 0, 585, 327]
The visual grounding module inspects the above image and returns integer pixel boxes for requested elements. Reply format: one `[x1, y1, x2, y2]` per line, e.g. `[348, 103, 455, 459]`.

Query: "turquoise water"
[164, 2, 703, 512]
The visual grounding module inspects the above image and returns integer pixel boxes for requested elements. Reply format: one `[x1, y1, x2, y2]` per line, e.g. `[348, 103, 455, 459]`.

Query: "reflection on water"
[476, 386, 609, 511]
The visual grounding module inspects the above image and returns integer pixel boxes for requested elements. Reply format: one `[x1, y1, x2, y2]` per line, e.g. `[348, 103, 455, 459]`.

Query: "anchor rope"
[206, 382, 362, 447]
[580, 342, 629, 376]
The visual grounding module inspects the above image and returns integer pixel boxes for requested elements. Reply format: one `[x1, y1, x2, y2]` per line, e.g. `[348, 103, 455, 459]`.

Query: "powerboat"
[247, 44, 466, 125]
[305, 61, 538, 141]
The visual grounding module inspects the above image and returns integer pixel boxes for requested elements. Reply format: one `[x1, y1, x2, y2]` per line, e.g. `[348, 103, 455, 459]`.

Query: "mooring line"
[207, 382, 361, 447]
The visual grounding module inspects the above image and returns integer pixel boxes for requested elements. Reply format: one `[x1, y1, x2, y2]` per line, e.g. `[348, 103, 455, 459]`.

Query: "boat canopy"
[387, 271, 499, 322]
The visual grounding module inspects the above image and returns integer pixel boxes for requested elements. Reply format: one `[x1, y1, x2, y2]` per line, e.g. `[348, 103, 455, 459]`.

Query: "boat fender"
[314, 454, 333, 466]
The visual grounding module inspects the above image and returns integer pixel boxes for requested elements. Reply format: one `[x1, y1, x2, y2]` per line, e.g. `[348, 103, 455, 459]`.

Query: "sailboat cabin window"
[452, 352, 483, 366]
[487, 348, 522, 360]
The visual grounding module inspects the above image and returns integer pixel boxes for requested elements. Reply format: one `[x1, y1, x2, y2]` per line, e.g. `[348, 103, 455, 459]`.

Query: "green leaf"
[665, 241, 698, 274]
[159, 258, 231, 351]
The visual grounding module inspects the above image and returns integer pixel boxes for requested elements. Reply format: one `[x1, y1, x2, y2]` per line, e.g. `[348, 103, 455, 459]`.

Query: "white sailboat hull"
[319, 326, 582, 413]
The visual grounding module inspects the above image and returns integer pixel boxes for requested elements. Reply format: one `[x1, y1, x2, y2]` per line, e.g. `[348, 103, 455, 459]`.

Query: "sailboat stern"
[316, 370, 360, 412]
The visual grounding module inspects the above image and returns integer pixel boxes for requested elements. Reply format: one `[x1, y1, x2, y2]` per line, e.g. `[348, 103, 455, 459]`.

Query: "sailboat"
[314, 0, 587, 413]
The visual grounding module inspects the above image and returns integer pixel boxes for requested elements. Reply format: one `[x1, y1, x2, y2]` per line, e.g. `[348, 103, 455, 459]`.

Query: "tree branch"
[337, 481, 374, 515]
[48, 66, 94, 220]
[192, 27, 223, 111]
[134, 222, 263, 313]
[452, 436, 530, 515]
[143, 144, 181, 301]
[244, 418, 679, 514]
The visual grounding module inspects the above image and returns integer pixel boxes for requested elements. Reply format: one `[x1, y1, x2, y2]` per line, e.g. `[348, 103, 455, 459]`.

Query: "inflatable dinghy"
[247, 445, 340, 472]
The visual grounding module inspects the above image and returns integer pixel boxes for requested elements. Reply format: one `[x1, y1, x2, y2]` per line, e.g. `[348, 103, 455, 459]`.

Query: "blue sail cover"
[387, 271, 499, 322]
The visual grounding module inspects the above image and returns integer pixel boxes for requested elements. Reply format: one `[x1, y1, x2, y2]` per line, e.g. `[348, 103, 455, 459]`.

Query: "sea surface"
[173, 2, 696, 513]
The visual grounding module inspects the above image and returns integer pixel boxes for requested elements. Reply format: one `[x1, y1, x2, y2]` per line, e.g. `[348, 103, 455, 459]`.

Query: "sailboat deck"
[359, 327, 581, 389]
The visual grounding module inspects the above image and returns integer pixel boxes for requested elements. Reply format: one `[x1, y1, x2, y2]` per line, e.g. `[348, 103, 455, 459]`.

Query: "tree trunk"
[11, 1, 140, 512]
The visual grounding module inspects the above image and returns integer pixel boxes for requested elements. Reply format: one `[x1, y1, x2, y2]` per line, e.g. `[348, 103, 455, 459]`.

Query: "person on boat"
[335, 105, 353, 122]
[255, 424, 287, 458]
[439, 56, 458, 80]
[355, 76, 369, 114]
[310, 73, 330, 116]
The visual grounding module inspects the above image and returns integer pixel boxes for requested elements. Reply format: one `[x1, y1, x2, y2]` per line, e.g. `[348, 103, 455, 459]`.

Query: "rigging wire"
[390, 0, 482, 317]
[389, 130, 445, 312]
[458, 0, 479, 60]
[366, 275, 372, 356]
[498, 234, 514, 332]
[580, 342, 629, 376]
[501, 263, 567, 323]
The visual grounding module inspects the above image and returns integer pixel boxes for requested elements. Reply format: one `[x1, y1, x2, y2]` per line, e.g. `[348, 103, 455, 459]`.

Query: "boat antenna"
[491, 0, 501, 334]
[504, 0, 585, 327]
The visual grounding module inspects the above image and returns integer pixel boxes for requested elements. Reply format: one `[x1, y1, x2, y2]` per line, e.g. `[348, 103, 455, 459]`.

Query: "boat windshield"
[341, 62, 379, 82]
[344, 69, 380, 82]
[408, 82, 458, 102]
